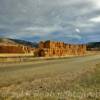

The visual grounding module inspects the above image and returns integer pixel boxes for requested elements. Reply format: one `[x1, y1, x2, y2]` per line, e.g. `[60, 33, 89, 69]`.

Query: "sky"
[0, 0, 100, 43]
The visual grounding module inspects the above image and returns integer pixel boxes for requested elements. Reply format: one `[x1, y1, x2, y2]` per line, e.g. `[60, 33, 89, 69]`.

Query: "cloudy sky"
[0, 0, 100, 43]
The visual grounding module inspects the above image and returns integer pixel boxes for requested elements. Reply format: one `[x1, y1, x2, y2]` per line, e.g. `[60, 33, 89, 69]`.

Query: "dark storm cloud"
[0, 0, 100, 43]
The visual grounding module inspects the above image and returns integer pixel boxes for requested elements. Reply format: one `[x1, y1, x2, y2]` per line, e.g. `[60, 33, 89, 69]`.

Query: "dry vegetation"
[0, 61, 100, 100]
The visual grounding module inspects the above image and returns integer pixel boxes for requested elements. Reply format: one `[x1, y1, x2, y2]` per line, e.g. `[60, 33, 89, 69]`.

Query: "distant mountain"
[0, 38, 38, 48]
[87, 42, 100, 51]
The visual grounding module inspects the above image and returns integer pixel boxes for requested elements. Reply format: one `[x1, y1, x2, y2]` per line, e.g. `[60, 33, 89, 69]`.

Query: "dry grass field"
[0, 55, 100, 100]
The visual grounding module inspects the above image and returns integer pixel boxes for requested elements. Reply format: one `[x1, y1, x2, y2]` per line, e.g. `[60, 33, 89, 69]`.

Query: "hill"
[87, 42, 100, 50]
[0, 38, 38, 47]
[0, 38, 100, 50]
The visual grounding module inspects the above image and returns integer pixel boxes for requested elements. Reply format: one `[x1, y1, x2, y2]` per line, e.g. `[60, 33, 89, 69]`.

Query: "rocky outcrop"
[38, 41, 86, 57]
[0, 40, 86, 57]
[0, 44, 35, 54]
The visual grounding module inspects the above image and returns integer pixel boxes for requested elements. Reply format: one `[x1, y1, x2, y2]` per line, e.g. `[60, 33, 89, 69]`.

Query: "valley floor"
[0, 55, 100, 100]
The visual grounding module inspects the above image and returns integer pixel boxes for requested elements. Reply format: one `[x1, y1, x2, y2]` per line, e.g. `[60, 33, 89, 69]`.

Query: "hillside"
[0, 38, 100, 51]
[87, 42, 100, 50]
[0, 38, 38, 47]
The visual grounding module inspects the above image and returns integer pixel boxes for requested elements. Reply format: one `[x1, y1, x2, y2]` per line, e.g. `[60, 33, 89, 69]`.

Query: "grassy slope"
[0, 63, 100, 100]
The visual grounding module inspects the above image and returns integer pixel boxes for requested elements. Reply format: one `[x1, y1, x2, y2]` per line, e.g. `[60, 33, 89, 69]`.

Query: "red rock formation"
[0, 40, 86, 57]
[0, 44, 35, 54]
[38, 41, 86, 57]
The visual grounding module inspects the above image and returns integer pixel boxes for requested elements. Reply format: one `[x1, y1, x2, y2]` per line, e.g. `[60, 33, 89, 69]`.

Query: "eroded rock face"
[38, 41, 86, 57]
[0, 41, 86, 57]
[0, 44, 35, 54]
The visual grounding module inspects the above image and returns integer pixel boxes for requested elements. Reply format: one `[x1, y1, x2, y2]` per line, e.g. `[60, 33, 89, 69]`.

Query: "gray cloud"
[0, 0, 100, 43]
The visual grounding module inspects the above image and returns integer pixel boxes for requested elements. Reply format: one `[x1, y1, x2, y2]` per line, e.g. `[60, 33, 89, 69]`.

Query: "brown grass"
[0, 62, 99, 100]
